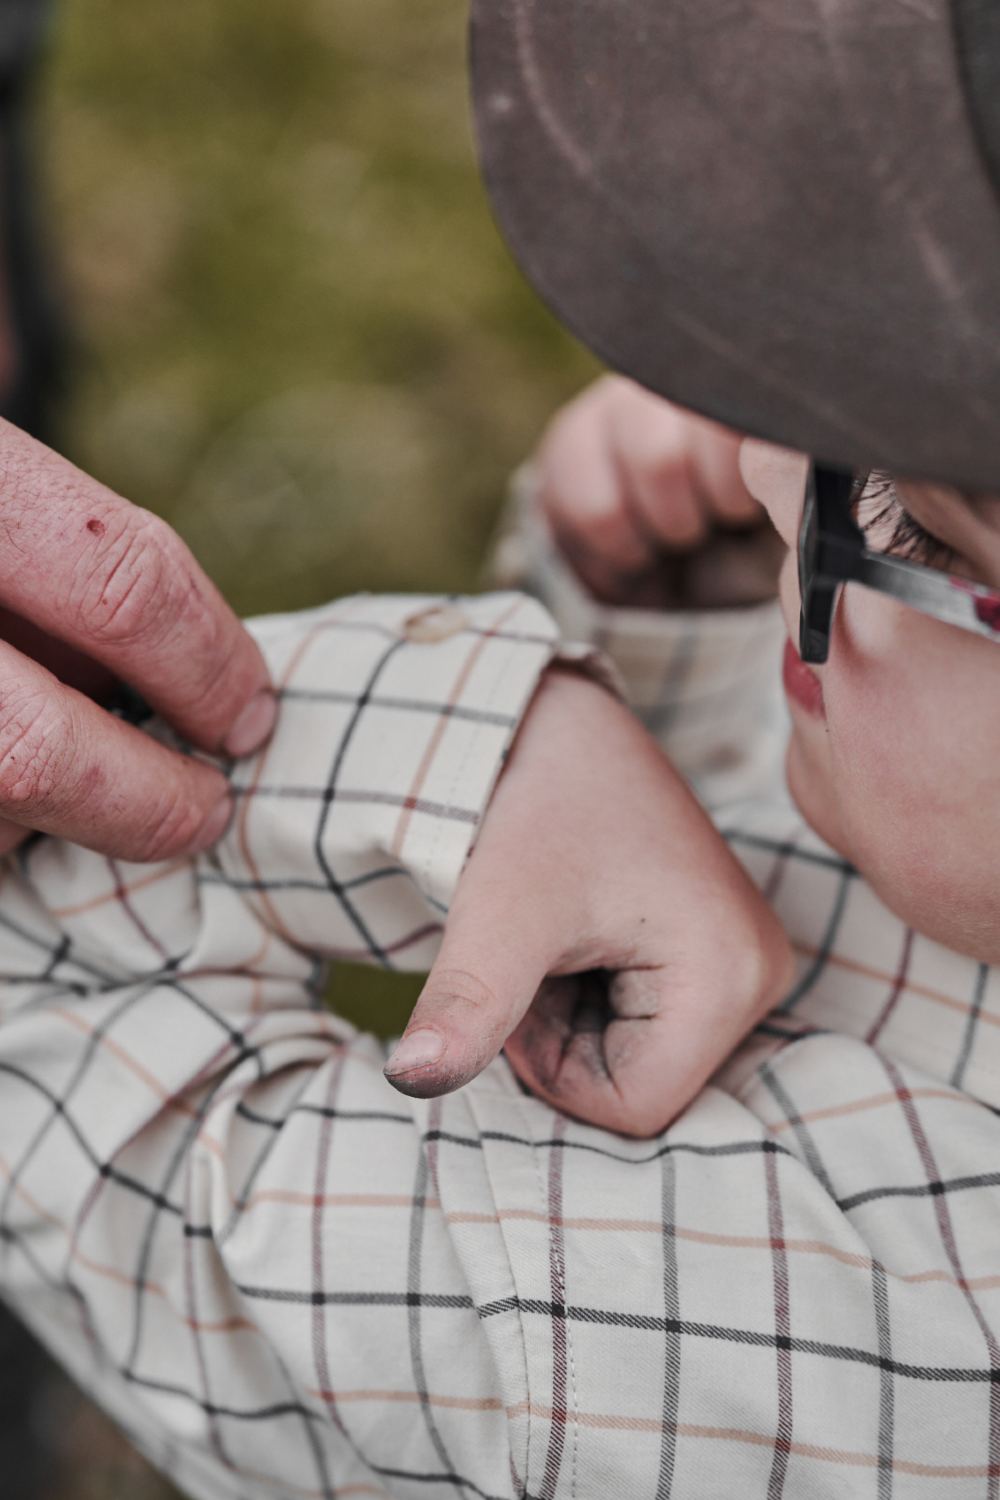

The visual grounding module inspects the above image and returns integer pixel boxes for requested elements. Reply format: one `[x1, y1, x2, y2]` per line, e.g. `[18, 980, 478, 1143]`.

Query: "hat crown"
[954, 0, 1000, 194]
[473, 0, 1000, 488]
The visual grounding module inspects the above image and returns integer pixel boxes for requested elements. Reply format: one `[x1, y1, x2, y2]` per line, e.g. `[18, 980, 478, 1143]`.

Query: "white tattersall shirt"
[2, 539, 1000, 1498]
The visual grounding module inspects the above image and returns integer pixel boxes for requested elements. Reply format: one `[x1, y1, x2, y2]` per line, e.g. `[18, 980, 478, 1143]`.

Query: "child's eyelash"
[853, 471, 955, 569]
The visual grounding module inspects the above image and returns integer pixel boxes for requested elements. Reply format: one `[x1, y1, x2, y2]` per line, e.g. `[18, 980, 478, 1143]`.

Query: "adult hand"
[0, 419, 274, 860]
[536, 375, 784, 608]
[385, 667, 792, 1136]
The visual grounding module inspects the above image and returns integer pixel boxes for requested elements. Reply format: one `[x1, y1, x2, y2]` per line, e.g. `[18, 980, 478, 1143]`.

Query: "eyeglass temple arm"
[798, 465, 860, 663]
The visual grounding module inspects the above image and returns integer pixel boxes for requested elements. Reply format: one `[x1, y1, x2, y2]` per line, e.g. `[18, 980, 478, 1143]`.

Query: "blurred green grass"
[46, 0, 596, 615]
[42, 0, 597, 1045]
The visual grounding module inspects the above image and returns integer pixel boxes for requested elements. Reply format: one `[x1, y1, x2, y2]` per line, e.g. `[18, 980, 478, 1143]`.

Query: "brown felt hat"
[470, 0, 1000, 490]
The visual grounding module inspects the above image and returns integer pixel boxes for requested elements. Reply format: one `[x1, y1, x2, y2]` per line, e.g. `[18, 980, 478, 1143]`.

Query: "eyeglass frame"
[798, 461, 1000, 665]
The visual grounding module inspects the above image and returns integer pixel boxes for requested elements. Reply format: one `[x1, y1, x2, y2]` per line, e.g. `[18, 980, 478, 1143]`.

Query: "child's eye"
[854, 472, 955, 570]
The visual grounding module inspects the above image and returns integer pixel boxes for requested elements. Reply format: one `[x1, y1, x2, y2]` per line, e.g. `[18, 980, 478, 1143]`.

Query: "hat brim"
[471, 0, 1000, 490]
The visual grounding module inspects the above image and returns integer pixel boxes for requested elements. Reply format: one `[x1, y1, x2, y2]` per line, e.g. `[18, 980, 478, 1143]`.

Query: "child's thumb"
[382, 919, 552, 1101]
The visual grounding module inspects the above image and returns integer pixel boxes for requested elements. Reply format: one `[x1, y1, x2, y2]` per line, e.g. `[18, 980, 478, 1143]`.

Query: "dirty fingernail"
[224, 690, 278, 758]
[385, 1029, 445, 1077]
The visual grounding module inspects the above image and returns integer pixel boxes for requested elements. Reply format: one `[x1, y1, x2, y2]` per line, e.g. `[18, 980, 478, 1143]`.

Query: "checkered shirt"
[2, 560, 1000, 1498]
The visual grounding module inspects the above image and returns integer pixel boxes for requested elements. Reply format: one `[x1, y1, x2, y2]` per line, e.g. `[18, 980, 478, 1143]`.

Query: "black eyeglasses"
[798, 462, 1000, 664]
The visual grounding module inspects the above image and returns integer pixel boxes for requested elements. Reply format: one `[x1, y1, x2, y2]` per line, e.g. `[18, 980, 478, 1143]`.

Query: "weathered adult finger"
[0, 420, 274, 756]
[0, 639, 234, 861]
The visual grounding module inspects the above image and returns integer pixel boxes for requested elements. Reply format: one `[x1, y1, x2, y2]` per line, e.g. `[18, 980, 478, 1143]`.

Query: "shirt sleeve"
[491, 465, 791, 809]
[222, 588, 589, 970]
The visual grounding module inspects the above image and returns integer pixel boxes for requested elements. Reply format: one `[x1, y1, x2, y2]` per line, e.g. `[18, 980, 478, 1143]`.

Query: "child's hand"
[385, 668, 792, 1136]
[535, 375, 783, 608]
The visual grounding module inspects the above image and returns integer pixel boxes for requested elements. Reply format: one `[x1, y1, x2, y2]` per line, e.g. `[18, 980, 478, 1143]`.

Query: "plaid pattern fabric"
[2, 581, 1000, 1498]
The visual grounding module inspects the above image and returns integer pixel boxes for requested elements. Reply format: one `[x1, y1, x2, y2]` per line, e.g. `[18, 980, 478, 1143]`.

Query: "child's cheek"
[823, 590, 1000, 947]
[828, 591, 966, 801]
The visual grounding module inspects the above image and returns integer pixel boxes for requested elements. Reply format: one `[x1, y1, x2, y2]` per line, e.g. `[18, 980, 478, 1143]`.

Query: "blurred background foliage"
[30, 0, 597, 1494]
[47, 0, 596, 615]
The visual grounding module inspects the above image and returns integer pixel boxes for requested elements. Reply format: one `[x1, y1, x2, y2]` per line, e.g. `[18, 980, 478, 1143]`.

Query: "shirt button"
[402, 604, 469, 644]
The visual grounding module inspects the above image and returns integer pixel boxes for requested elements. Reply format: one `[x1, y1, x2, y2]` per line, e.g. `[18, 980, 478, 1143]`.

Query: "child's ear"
[738, 439, 809, 548]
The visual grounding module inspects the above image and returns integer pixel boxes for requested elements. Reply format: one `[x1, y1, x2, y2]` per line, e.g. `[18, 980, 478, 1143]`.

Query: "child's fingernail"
[190, 794, 234, 853]
[224, 690, 278, 758]
[385, 1029, 445, 1076]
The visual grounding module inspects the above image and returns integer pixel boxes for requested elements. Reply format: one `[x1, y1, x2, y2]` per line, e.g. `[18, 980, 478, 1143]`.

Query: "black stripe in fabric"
[0, 1221, 89, 1306]
[1, 967, 250, 1249]
[0, 906, 116, 987]
[0, 974, 86, 993]
[540, 1116, 571, 1499]
[199, 865, 449, 909]
[0, 985, 149, 1240]
[722, 830, 857, 878]
[217, 1068, 319, 1248]
[951, 962, 989, 1090]
[0, 1061, 185, 1216]
[79, 1356, 512, 1494]
[235, 1285, 475, 1309]
[425, 1127, 792, 1166]
[759, 1060, 836, 1199]
[40, 933, 71, 983]
[478, 1301, 1000, 1382]
[228, 1281, 1000, 1385]
[232, 784, 479, 826]
[121, 1366, 513, 1499]
[311, 636, 406, 968]
[122, 1374, 498, 1498]
[407, 1111, 466, 1496]
[269, 1341, 338, 1500]
[872, 1260, 895, 1500]
[301, 1053, 344, 1500]
[839, 1170, 1000, 1212]
[654, 1149, 680, 1498]
[280, 687, 515, 729]
[123, 1066, 245, 1378]
[235, 1099, 412, 1131]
